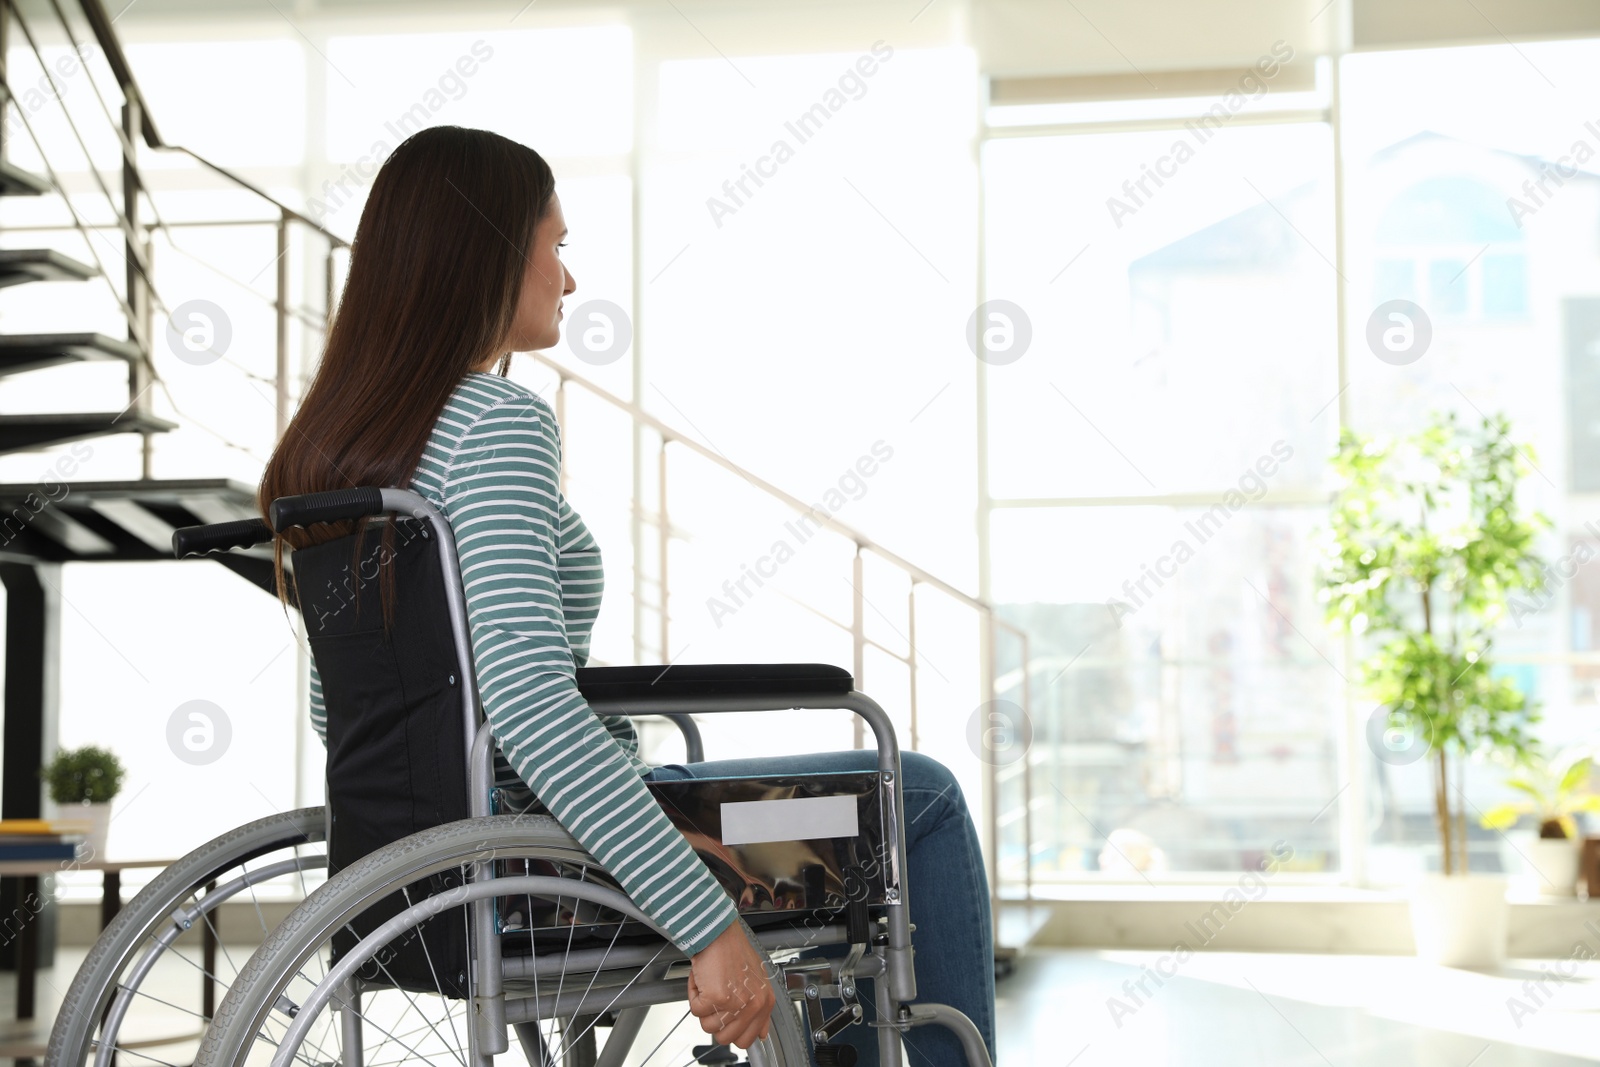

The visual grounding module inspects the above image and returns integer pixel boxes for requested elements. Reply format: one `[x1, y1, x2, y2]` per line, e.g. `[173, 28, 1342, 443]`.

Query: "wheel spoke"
[309, 934, 461, 1067]
[89, 1045, 186, 1067]
[193, 820, 806, 1067]
[636, 1006, 696, 1065]
[550, 933, 671, 1062]
[402, 882, 469, 1061]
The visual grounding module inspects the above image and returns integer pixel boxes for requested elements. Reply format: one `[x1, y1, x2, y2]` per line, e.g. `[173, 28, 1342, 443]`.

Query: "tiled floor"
[8, 944, 1600, 1064]
[999, 949, 1600, 1066]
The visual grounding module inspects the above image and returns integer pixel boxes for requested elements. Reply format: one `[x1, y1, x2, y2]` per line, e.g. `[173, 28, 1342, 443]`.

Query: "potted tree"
[1320, 410, 1548, 967]
[1480, 749, 1599, 896]
[44, 745, 125, 857]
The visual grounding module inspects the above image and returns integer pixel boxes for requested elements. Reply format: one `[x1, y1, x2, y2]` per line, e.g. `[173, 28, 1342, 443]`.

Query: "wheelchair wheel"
[46, 808, 327, 1067]
[194, 814, 810, 1067]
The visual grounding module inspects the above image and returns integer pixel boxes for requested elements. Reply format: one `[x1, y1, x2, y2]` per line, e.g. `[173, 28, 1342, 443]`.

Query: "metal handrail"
[530, 351, 988, 615]
[69, 0, 348, 249]
[1, 219, 339, 335]
[75, 0, 158, 144]
[157, 144, 349, 246]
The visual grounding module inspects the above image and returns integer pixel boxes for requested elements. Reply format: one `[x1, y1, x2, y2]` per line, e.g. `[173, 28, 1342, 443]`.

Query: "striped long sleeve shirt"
[308, 370, 739, 957]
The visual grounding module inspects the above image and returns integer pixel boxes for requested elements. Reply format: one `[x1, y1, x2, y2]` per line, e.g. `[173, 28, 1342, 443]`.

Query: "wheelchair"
[47, 486, 992, 1067]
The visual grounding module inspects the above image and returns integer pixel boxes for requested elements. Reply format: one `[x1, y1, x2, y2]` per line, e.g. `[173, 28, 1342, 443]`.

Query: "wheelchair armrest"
[172, 517, 274, 559]
[645, 713, 704, 763]
[575, 663, 852, 702]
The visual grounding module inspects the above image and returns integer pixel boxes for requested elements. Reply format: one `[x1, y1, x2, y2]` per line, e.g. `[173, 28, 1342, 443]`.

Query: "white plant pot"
[77, 802, 112, 859]
[1525, 838, 1581, 897]
[1409, 873, 1509, 968]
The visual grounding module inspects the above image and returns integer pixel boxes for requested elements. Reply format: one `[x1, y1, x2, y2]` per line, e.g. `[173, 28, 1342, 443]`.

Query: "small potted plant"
[44, 745, 125, 856]
[1480, 749, 1599, 896]
[1320, 410, 1548, 967]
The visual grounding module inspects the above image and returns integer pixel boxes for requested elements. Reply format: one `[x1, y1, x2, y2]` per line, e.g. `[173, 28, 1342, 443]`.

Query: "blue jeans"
[645, 749, 997, 1067]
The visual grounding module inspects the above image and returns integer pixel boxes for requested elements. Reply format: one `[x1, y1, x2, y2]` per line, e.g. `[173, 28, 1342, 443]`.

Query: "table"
[0, 857, 186, 1059]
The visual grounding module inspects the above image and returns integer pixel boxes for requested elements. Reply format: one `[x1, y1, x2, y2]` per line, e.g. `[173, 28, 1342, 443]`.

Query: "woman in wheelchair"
[252, 125, 997, 1067]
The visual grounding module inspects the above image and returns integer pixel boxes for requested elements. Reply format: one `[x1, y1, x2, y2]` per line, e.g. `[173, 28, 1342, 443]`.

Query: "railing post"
[122, 92, 152, 477]
[907, 579, 919, 752]
[555, 376, 567, 484]
[657, 440, 669, 660]
[324, 244, 336, 342]
[0, 0, 9, 162]
[851, 545, 865, 749]
[982, 607, 1000, 951]
[631, 424, 645, 664]
[1019, 629, 1033, 902]
[275, 213, 290, 439]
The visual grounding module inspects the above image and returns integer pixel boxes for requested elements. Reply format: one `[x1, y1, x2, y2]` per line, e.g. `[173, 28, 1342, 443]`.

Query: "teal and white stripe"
[308, 371, 738, 956]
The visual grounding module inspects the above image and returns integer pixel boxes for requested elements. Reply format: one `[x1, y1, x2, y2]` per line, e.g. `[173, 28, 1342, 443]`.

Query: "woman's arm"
[443, 392, 739, 957]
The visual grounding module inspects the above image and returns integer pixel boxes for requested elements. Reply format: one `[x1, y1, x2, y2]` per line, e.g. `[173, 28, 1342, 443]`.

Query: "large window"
[1340, 38, 1600, 885]
[984, 37, 1600, 888]
[26, 7, 1600, 895]
[982, 80, 1342, 882]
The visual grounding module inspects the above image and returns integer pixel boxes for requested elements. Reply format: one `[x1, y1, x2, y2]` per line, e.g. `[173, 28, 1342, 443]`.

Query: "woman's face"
[487, 193, 575, 364]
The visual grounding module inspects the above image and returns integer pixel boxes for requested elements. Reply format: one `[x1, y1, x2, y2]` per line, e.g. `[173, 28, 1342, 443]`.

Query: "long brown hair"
[259, 125, 557, 630]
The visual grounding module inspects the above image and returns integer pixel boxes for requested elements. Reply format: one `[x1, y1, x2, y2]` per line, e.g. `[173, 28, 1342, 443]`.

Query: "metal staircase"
[0, 0, 343, 603]
[0, 140, 177, 470]
[0, 0, 343, 1039]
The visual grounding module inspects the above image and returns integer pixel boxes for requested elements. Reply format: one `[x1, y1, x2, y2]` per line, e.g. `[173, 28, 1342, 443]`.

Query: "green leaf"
[1319, 411, 1547, 859]
[1479, 803, 1528, 830]
[1504, 777, 1548, 802]
[42, 745, 125, 805]
[1557, 757, 1593, 798]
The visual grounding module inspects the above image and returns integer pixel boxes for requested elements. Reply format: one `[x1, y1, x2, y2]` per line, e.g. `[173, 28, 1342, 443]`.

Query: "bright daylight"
[0, 0, 1597, 1065]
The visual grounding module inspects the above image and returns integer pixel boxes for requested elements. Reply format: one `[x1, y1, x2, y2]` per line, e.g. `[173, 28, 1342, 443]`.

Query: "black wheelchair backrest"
[294, 516, 473, 872]
[293, 515, 476, 994]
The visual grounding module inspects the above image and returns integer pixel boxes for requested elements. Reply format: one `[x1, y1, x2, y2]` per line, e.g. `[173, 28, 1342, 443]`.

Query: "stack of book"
[0, 819, 88, 862]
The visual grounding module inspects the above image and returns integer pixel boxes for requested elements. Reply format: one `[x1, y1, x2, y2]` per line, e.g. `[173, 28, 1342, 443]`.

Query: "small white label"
[720, 795, 859, 845]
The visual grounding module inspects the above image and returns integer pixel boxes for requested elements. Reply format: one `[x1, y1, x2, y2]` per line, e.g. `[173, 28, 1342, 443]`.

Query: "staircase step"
[0, 249, 96, 289]
[0, 478, 257, 562]
[0, 332, 140, 377]
[0, 477, 285, 595]
[0, 160, 52, 197]
[0, 411, 175, 452]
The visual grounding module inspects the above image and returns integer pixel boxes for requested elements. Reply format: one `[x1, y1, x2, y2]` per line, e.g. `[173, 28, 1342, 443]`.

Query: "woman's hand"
[687, 920, 776, 1049]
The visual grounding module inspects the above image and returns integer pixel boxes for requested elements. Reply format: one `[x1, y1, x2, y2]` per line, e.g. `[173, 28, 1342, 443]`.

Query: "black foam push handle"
[171, 518, 274, 559]
[268, 487, 386, 533]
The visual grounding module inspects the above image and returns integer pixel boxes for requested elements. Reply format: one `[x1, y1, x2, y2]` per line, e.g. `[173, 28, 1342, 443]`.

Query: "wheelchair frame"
[153, 486, 993, 1067]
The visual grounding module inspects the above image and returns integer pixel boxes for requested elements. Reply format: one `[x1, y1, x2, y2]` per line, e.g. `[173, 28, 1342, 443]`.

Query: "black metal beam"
[0, 562, 56, 985]
[0, 563, 44, 821]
